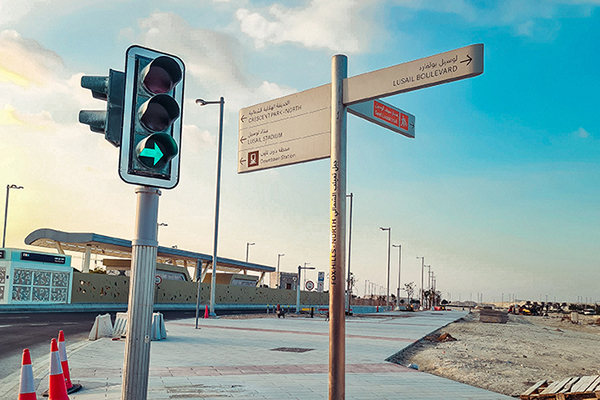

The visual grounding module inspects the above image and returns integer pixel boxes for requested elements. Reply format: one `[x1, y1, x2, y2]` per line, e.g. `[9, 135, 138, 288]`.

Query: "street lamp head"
[392, 244, 401, 248]
[8, 184, 24, 190]
[380, 227, 389, 231]
[248, 242, 255, 246]
[196, 98, 224, 106]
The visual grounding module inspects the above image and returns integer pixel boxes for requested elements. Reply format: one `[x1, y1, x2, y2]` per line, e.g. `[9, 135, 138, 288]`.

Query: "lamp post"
[156, 223, 167, 241]
[275, 253, 284, 288]
[3, 184, 24, 248]
[196, 97, 224, 317]
[380, 227, 391, 309]
[425, 264, 431, 309]
[346, 193, 354, 314]
[392, 244, 401, 309]
[416, 256, 424, 310]
[245, 242, 255, 263]
[297, 264, 315, 313]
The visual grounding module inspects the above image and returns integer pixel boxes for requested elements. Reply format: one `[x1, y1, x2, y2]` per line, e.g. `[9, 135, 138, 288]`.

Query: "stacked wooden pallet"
[521, 375, 600, 399]
[479, 308, 509, 323]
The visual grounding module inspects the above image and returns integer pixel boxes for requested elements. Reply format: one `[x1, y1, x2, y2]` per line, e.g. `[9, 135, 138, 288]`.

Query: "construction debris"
[479, 309, 509, 324]
[521, 375, 600, 399]
[424, 332, 457, 342]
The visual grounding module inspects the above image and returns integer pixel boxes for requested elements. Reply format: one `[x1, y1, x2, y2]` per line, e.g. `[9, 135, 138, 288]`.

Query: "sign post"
[329, 54, 347, 400]
[238, 43, 483, 400]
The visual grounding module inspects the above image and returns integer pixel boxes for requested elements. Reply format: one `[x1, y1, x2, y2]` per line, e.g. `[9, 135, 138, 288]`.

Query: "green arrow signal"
[139, 143, 163, 166]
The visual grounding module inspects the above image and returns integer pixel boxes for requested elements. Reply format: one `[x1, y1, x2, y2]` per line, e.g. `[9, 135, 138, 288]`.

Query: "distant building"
[270, 271, 298, 290]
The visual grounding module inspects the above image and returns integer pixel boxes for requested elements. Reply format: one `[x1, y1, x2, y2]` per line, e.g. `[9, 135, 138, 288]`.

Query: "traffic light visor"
[141, 56, 182, 95]
[138, 94, 180, 132]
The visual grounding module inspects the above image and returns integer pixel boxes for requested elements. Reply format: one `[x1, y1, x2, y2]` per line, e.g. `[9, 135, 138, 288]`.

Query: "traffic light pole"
[122, 186, 160, 400]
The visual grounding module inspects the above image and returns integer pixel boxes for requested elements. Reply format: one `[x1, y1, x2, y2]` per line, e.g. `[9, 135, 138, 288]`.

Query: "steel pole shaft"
[329, 54, 347, 400]
[346, 193, 353, 313]
[209, 97, 225, 316]
[2, 185, 10, 248]
[386, 229, 391, 309]
[122, 186, 160, 400]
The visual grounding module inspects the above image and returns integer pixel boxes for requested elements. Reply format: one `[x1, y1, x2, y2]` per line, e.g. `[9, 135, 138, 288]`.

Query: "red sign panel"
[374, 100, 402, 128]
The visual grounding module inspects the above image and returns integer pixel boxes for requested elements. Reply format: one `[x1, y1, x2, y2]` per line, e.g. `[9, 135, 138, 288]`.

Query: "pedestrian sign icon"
[248, 151, 259, 167]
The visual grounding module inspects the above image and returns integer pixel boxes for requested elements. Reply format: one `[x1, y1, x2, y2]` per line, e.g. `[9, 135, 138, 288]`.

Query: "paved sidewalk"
[0, 310, 513, 399]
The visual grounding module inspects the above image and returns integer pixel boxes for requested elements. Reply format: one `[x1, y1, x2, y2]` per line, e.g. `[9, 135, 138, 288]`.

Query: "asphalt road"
[0, 310, 199, 380]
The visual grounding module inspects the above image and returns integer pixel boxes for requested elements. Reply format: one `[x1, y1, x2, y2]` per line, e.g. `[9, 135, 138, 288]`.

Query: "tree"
[404, 282, 415, 302]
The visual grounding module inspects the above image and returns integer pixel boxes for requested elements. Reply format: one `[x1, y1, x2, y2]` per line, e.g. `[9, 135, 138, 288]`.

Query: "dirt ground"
[389, 311, 600, 398]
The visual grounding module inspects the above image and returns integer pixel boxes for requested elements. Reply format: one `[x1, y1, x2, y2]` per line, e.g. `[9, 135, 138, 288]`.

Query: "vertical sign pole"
[122, 186, 160, 400]
[329, 54, 347, 400]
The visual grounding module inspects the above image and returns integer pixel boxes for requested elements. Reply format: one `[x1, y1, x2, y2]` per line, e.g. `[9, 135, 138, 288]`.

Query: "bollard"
[310, 307, 314, 318]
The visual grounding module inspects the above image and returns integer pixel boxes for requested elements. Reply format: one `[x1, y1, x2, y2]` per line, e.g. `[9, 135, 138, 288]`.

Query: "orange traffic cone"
[18, 348, 36, 400]
[57, 331, 82, 394]
[57, 331, 72, 391]
[48, 338, 69, 400]
[204, 305, 209, 319]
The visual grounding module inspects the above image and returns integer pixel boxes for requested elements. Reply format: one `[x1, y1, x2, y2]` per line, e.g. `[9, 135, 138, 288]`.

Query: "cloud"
[0, 30, 65, 87]
[574, 127, 590, 138]
[0, 29, 86, 129]
[133, 12, 248, 88]
[128, 12, 296, 112]
[235, 0, 377, 53]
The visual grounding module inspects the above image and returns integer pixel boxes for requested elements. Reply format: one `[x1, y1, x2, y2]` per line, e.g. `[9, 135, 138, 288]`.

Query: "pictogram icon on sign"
[305, 280, 315, 291]
[248, 151, 259, 167]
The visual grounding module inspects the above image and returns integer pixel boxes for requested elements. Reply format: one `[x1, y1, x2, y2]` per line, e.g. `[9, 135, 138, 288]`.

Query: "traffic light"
[118, 46, 185, 189]
[79, 69, 125, 147]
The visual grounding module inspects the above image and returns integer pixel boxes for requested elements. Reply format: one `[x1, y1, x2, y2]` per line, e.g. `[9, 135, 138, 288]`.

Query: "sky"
[0, 0, 599, 304]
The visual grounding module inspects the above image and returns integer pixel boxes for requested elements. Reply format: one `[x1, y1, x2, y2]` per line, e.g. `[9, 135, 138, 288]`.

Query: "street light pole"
[296, 264, 315, 313]
[346, 193, 353, 314]
[196, 97, 224, 317]
[380, 227, 391, 309]
[417, 256, 424, 310]
[393, 244, 401, 309]
[2, 184, 24, 248]
[245, 242, 255, 263]
[276, 253, 284, 288]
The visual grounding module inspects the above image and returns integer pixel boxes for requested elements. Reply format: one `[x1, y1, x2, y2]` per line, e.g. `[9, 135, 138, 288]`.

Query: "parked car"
[583, 308, 596, 315]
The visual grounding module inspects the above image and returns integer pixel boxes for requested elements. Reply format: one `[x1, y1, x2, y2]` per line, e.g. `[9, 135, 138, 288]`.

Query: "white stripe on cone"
[58, 330, 73, 389]
[19, 348, 36, 400]
[49, 338, 69, 400]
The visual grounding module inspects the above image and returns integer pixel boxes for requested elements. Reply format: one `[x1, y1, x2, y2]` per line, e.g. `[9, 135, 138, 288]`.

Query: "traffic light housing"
[119, 46, 185, 189]
[79, 69, 125, 147]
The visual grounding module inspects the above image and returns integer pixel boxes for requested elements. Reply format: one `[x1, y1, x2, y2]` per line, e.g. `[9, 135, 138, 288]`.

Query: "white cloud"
[134, 12, 248, 88]
[235, 0, 377, 53]
[575, 127, 590, 138]
[128, 12, 296, 113]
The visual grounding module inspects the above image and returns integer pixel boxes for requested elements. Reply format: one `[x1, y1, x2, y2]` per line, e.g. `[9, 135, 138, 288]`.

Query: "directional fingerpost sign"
[237, 44, 484, 399]
[238, 84, 330, 173]
[347, 99, 415, 138]
[344, 43, 483, 105]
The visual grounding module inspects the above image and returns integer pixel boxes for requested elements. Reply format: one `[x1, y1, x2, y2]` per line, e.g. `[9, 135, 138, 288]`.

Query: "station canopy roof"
[24, 228, 275, 274]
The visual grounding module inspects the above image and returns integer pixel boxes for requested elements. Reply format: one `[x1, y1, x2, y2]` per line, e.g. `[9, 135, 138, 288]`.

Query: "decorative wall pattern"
[11, 269, 70, 303]
[0, 267, 5, 301]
